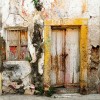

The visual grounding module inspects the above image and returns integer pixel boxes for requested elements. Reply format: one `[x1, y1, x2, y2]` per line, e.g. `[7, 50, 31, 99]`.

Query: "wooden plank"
[5, 27, 28, 31]
[51, 30, 65, 86]
[56, 30, 65, 85]
[73, 29, 80, 83]
[50, 30, 57, 85]
[6, 30, 9, 60]
[65, 29, 71, 84]
[8, 30, 19, 46]
[9, 30, 19, 60]
[20, 30, 28, 46]
[20, 30, 28, 59]
[18, 30, 21, 60]
[65, 28, 79, 85]
[7, 30, 19, 41]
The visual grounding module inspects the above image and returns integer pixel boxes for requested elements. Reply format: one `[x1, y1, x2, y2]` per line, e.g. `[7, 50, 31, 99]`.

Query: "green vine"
[32, 0, 43, 11]
[34, 86, 55, 97]
[32, 0, 38, 5]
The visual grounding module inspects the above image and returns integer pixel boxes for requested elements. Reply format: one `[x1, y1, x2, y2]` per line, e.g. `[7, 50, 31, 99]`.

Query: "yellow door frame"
[0, 73, 1, 94]
[44, 18, 88, 93]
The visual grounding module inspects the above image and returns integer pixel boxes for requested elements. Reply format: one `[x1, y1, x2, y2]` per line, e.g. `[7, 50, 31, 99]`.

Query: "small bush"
[45, 87, 56, 97]
[34, 86, 55, 97]
[35, 86, 44, 95]
[32, 0, 43, 11]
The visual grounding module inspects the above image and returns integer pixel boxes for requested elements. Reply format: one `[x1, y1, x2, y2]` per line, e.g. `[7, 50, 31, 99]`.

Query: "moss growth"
[45, 87, 56, 97]
[0, 37, 6, 72]
[31, 22, 43, 88]
[25, 56, 32, 62]
[34, 86, 55, 97]
[35, 86, 44, 95]
[32, 0, 43, 11]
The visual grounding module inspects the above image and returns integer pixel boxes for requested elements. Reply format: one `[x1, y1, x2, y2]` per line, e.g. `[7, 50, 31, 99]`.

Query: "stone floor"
[0, 94, 100, 100]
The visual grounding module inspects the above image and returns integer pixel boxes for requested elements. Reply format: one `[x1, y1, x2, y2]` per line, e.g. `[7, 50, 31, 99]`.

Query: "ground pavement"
[0, 94, 100, 100]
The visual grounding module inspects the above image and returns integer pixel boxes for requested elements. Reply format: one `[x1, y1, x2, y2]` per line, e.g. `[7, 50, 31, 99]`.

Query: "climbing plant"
[0, 37, 6, 72]
[34, 86, 56, 97]
[31, 22, 43, 89]
[32, 0, 43, 11]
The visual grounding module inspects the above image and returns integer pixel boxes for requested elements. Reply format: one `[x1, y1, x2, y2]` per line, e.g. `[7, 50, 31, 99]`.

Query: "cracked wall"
[0, 0, 2, 30]
[0, 0, 100, 94]
[88, 46, 100, 93]
[2, 61, 34, 94]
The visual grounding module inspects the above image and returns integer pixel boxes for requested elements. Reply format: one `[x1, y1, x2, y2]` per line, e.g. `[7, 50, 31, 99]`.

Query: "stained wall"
[0, 0, 100, 94]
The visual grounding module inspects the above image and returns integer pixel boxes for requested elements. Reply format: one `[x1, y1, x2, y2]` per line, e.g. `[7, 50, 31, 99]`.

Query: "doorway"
[50, 28, 80, 93]
[44, 18, 88, 94]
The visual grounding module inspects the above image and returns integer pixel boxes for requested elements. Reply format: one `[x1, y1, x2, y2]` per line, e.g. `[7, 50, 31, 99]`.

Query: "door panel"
[50, 30, 57, 85]
[50, 28, 80, 88]
[56, 30, 65, 85]
[65, 28, 80, 85]
[50, 30, 65, 86]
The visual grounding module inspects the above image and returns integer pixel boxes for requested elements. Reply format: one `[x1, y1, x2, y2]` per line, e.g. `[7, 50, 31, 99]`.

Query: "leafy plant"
[32, 0, 38, 6]
[45, 87, 56, 97]
[35, 86, 44, 95]
[25, 56, 32, 62]
[34, 86, 55, 97]
[32, 0, 43, 11]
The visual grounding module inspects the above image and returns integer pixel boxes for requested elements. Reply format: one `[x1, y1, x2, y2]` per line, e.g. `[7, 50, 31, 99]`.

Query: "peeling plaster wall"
[0, 0, 2, 30]
[2, 0, 40, 62]
[2, 61, 32, 94]
[1, 0, 100, 94]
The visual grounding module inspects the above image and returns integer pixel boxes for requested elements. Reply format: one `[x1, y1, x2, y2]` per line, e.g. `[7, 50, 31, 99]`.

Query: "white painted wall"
[0, 0, 100, 75]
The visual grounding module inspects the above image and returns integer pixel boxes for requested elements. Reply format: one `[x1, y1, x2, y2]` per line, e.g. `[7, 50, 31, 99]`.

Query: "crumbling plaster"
[1, 1, 100, 40]
[0, 0, 100, 94]
[2, 0, 100, 46]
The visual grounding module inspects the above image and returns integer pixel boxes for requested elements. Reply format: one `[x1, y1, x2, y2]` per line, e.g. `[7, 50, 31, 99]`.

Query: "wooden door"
[65, 28, 80, 88]
[50, 28, 80, 88]
[50, 29, 65, 87]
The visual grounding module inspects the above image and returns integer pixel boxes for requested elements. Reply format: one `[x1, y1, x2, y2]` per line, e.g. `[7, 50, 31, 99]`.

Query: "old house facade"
[0, 0, 100, 95]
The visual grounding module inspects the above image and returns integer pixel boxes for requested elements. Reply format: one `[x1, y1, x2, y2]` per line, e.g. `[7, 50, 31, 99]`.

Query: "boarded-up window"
[6, 28, 29, 60]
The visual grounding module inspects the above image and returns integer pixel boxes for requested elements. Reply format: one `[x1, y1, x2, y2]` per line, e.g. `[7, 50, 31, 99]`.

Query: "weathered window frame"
[44, 18, 88, 92]
[0, 27, 29, 94]
[5, 27, 28, 61]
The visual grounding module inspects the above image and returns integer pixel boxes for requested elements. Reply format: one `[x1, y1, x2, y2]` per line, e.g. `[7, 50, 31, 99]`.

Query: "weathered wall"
[0, 0, 100, 94]
[0, 0, 2, 30]
[1, 0, 44, 94]
[2, 61, 33, 94]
